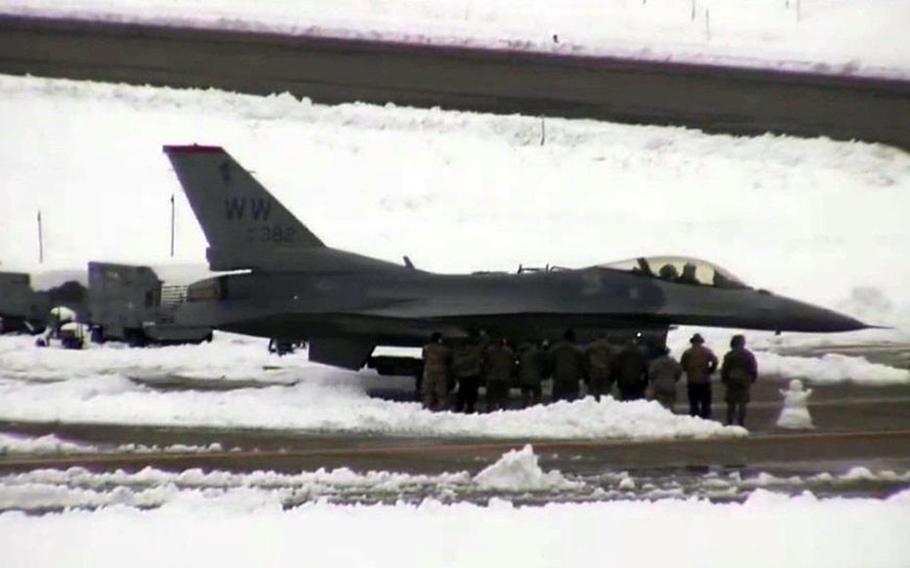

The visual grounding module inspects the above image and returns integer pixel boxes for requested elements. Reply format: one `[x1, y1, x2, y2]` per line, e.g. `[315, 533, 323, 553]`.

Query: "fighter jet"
[163, 145, 867, 372]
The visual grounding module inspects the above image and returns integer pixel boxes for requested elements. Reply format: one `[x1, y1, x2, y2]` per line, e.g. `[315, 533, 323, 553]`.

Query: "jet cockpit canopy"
[598, 256, 748, 289]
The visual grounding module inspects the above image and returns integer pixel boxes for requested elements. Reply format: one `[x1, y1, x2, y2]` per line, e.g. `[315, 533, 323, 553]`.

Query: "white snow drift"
[0, 488, 908, 568]
[0, 433, 93, 455]
[473, 444, 580, 491]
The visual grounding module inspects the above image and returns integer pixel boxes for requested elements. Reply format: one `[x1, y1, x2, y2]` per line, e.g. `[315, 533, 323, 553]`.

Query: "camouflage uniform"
[681, 343, 718, 419]
[452, 342, 483, 414]
[721, 346, 758, 427]
[614, 343, 648, 401]
[647, 352, 683, 411]
[549, 339, 585, 402]
[585, 337, 616, 401]
[483, 342, 516, 411]
[422, 341, 452, 411]
[517, 343, 548, 407]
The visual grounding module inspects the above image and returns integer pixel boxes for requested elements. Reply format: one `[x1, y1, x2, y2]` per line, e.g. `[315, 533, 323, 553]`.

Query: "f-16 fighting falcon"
[162, 145, 867, 372]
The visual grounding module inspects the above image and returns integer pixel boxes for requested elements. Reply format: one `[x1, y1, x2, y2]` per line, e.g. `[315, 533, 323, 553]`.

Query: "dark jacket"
[452, 343, 484, 378]
[721, 347, 758, 385]
[585, 338, 615, 381]
[517, 344, 548, 386]
[484, 344, 516, 384]
[614, 345, 647, 391]
[681, 344, 718, 385]
[549, 340, 586, 386]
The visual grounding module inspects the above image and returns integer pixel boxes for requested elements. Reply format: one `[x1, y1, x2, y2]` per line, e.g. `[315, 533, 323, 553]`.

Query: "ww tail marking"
[225, 198, 272, 221]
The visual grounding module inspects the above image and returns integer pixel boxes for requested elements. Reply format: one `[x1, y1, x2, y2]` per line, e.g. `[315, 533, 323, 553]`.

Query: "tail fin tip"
[163, 144, 225, 155]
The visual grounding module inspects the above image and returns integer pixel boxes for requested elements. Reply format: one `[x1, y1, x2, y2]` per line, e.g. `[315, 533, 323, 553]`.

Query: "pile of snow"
[0, 488, 908, 568]
[0, 465, 471, 511]
[0, 431, 230, 457]
[0, 433, 94, 455]
[1, 465, 470, 493]
[838, 466, 910, 483]
[2, 0, 908, 78]
[116, 442, 226, 454]
[745, 467, 910, 487]
[0, 481, 182, 512]
[757, 352, 909, 385]
[0, 332, 308, 384]
[473, 444, 580, 491]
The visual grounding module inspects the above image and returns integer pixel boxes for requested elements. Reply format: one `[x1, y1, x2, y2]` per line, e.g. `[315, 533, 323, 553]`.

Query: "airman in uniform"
[421, 332, 452, 411]
[681, 333, 719, 419]
[647, 345, 683, 411]
[721, 334, 758, 427]
[452, 333, 484, 414]
[549, 330, 586, 402]
[517, 341, 548, 407]
[585, 333, 616, 401]
[483, 338, 516, 411]
[614, 337, 648, 401]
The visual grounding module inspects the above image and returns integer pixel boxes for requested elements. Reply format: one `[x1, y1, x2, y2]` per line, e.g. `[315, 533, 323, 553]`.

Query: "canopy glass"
[598, 256, 748, 289]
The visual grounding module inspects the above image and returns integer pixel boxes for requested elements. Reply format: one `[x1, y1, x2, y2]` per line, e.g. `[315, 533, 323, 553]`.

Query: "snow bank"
[0, 433, 94, 455]
[0, 431, 229, 457]
[473, 444, 580, 491]
[0, 489, 908, 568]
[0, 362, 745, 440]
[0, 329, 751, 441]
[0, 465, 472, 511]
[746, 468, 910, 488]
[1, 0, 908, 78]
[0, 332, 307, 384]
[757, 352, 909, 385]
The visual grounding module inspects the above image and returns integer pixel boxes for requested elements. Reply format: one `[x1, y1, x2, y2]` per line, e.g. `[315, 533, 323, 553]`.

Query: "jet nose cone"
[813, 308, 867, 332]
[782, 299, 868, 333]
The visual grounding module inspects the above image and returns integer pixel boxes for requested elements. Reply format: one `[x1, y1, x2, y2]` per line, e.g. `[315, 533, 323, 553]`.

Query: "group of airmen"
[421, 329, 759, 427]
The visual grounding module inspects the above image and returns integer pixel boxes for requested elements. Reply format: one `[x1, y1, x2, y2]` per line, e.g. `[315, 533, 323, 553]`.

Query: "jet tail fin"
[163, 145, 324, 271]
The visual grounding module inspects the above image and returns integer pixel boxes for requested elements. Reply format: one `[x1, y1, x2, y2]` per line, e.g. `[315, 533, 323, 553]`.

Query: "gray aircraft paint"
[163, 145, 867, 370]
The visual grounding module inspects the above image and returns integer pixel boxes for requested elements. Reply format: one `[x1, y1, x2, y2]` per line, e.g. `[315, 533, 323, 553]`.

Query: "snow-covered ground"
[2, 446, 909, 511]
[2, 0, 908, 79]
[1, 473, 908, 567]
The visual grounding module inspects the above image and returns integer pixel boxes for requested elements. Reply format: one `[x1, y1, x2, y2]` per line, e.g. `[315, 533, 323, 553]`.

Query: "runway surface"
[1, 15, 909, 149]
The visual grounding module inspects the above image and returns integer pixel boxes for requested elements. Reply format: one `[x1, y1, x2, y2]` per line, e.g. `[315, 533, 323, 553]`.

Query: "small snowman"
[776, 379, 814, 430]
